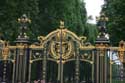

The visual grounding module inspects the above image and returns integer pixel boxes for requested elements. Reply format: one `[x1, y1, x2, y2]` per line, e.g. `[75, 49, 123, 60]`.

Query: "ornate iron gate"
[0, 15, 125, 83]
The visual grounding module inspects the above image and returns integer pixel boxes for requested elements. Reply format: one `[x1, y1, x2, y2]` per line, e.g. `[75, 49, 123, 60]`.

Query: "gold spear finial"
[60, 20, 64, 29]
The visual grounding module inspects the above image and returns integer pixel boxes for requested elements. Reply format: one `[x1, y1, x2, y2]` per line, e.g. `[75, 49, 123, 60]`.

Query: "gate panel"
[108, 49, 125, 83]
[28, 47, 44, 82]
[1, 19, 125, 83]
[46, 60, 58, 83]
[79, 61, 92, 82]
[31, 61, 43, 81]
[63, 61, 75, 83]
[79, 47, 95, 83]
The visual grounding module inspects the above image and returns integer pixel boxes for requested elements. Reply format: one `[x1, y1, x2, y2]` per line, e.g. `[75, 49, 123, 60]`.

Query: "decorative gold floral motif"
[50, 40, 73, 60]
[1, 41, 10, 60]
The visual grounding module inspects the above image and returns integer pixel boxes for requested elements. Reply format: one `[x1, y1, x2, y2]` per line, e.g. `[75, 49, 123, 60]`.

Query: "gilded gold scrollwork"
[82, 53, 92, 60]
[37, 21, 87, 61]
[79, 36, 87, 46]
[38, 36, 45, 45]
[50, 40, 73, 60]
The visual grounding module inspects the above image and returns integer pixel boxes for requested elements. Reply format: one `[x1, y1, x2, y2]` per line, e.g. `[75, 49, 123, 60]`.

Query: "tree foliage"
[38, 0, 87, 36]
[0, 0, 39, 42]
[102, 0, 125, 45]
[0, 0, 88, 42]
[85, 23, 98, 43]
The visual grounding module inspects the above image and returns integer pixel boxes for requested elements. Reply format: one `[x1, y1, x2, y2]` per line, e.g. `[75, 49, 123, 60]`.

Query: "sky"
[84, 0, 104, 24]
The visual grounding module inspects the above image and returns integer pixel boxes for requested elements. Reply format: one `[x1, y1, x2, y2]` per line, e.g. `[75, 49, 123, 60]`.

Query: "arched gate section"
[0, 21, 125, 83]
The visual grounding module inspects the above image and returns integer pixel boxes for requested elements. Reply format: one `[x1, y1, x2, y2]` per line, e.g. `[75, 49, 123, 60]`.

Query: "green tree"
[0, 0, 87, 42]
[85, 23, 98, 43]
[102, 0, 125, 45]
[0, 0, 39, 42]
[0, 0, 18, 41]
[38, 0, 87, 36]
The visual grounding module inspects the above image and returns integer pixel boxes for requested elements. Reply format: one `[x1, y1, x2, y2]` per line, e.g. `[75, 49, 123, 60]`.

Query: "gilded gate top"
[38, 21, 86, 60]
[38, 21, 86, 48]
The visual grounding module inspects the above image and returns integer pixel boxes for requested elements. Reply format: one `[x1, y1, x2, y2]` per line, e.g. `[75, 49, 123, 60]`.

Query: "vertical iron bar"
[28, 62, 32, 82]
[101, 55, 104, 83]
[28, 49, 32, 82]
[12, 50, 16, 83]
[92, 50, 94, 83]
[103, 55, 104, 83]
[104, 49, 108, 83]
[42, 47, 47, 81]
[75, 43, 79, 83]
[18, 53, 22, 81]
[23, 47, 27, 82]
[110, 52, 113, 83]
[15, 48, 19, 82]
[100, 53, 101, 83]
[60, 28, 63, 83]
[120, 64, 124, 83]
[75, 55, 79, 83]
[61, 63, 63, 83]
[57, 62, 61, 81]
[96, 49, 99, 83]
[3, 60, 7, 82]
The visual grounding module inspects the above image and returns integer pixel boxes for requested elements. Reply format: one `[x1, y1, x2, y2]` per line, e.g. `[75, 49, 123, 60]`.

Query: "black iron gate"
[0, 15, 125, 83]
